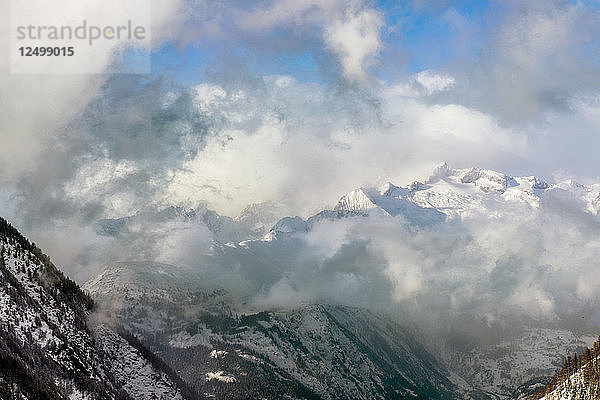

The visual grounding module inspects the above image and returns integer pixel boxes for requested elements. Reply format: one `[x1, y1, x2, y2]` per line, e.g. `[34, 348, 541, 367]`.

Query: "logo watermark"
[10, 0, 151, 74]
[16, 20, 147, 46]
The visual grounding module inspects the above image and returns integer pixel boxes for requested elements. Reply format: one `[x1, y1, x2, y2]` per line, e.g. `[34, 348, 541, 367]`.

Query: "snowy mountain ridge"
[334, 163, 599, 219]
[0, 217, 195, 400]
[88, 163, 600, 247]
[262, 163, 600, 238]
[84, 261, 470, 399]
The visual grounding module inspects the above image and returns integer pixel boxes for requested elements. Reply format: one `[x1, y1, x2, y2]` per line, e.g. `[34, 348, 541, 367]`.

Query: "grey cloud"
[0, 0, 599, 347]
[73, 190, 600, 349]
[446, 1, 600, 123]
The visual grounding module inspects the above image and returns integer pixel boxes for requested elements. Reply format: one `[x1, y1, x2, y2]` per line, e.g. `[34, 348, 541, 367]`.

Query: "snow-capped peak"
[327, 164, 599, 224]
[334, 188, 379, 212]
[428, 161, 451, 182]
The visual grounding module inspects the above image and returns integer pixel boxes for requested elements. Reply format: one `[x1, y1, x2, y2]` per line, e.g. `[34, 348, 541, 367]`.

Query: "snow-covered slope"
[94, 204, 260, 244]
[0, 217, 193, 400]
[439, 328, 596, 398]
[533, 335, 600, 400]
[84, 262, 471, 400]
[94, 201, 292, 247]
[235, 201, 289, 237]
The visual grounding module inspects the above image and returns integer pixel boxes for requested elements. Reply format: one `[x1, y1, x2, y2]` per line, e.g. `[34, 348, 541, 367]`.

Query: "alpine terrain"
[83, 164, 600, 399]
[2, 164, 600, 399]
[0, 217, 197, 400]
[85, 261, 468, 399]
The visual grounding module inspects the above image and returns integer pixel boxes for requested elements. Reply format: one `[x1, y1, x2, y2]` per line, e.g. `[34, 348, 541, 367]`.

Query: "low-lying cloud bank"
[72, 172, 600, 344]
[0, 0, 599, 344]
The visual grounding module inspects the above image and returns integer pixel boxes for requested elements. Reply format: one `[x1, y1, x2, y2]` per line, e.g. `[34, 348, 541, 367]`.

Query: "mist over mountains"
[3, 163, 600, 398]
[77, 163, 600, 398]
[2, 1, 600, 399]
[79, 164, 600, 327]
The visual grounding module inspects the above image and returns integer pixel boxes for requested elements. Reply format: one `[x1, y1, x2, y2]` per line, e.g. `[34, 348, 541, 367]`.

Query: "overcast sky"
[1, 0, 600, 284]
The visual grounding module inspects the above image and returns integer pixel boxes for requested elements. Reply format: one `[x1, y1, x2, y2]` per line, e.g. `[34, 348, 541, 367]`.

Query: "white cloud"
[0, 0, 185, 179]
[235, 0, 345, 32]
[414, 70, 455, 95]
[64, 155, 141, 216]
[235, 190, 600, 330]
[162, 76, 525, 217]
[1, 0, 600, 335]
[324, 7, 384, 81]
[449, 1, 600, 122]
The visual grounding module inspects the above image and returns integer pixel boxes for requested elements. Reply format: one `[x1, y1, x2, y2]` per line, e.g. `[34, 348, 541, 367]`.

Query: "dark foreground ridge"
[0, 216, 200, 400]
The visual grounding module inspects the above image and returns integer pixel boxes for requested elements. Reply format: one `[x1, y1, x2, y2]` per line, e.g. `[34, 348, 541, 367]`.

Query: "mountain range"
[2, 164, 600, 399]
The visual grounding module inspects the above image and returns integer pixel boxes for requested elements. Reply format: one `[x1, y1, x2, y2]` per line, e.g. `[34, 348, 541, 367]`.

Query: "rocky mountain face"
[440, 328, 595, 399]
[84, 259, 598, 400]
[84, 261, 469, 400]
[0, 218, 195, 400]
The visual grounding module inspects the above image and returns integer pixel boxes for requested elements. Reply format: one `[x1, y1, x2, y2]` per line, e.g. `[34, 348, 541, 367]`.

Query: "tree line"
[533, 335, 600, 399]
